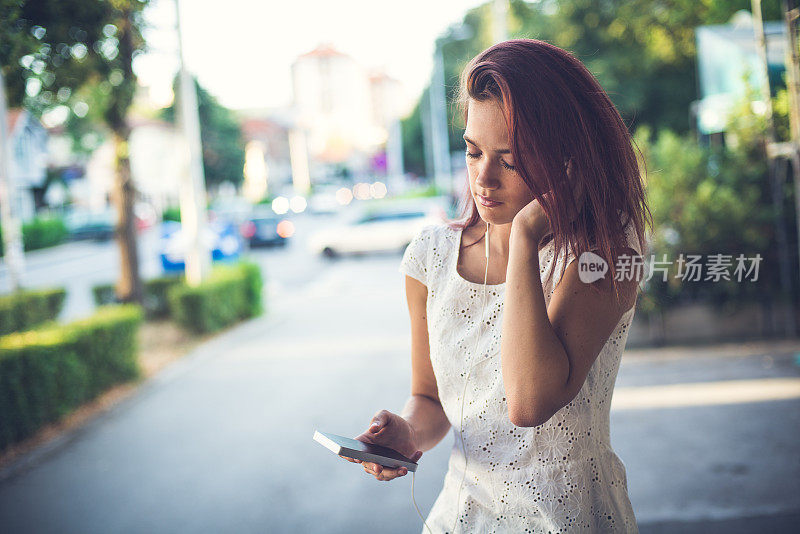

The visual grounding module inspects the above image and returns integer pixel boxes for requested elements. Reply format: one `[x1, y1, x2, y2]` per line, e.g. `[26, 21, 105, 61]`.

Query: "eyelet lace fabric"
[398, 218, 641, 534]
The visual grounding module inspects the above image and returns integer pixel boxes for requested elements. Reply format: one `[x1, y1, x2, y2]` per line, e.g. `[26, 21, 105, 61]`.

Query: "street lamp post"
[175, 0, 211, 286]
[429, 40, 451, 196]
[427, 24, 473, 197]
[493, 0, 509, 43]
[0, 69, 24, 291]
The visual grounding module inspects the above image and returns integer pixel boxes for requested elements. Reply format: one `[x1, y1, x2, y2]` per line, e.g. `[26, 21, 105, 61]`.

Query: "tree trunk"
[112, 128, 142, 304]
[109, 4, 142, 305]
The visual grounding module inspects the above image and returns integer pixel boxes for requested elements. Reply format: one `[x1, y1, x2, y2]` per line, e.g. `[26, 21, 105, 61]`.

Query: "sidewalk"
[0, 256, 798, 533]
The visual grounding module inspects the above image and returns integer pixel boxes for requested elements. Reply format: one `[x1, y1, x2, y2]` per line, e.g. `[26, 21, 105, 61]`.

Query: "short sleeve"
[398, 225, 433, 286]
[623, 219, 644, 256]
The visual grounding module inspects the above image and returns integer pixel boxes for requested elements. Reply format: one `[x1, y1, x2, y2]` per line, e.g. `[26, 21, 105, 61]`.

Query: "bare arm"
[399, 274, 451, 452]
[501, 222, 641, 427]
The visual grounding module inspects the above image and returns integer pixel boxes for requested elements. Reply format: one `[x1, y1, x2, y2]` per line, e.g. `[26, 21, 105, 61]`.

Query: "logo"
[578, 251, 608, 283]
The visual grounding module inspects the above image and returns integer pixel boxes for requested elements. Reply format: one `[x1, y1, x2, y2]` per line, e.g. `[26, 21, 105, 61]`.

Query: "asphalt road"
[1, 216, 799, 533]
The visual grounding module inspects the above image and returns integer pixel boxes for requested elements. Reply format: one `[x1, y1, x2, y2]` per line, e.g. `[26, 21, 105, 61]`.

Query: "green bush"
[167, 261, 263, 333]
[161, 206, 181, 222]
[634, 86, 792, 316]
[143, 275, 184, 318]
[0, 216, 68, 256]
[391, 182, 440, 200]
[0, 287, 67, 336]
[92, 283, 117, 307]
[0, 304, 143, 450]
[22, 216, 69, 251]
[92, 275, 183, 319]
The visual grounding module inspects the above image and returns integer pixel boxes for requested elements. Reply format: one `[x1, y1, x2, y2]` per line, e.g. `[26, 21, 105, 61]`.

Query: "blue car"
[159, 220, 243, 272]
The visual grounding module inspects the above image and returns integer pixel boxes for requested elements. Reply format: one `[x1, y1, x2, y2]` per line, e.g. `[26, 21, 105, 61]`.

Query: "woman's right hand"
[339, 409, 423, 482]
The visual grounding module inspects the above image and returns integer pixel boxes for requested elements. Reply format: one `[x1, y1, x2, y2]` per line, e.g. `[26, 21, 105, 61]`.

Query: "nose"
[473, 162, 500, 191]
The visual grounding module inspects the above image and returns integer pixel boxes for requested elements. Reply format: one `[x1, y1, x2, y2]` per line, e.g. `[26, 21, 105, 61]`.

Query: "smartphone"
[313, 430, 418, 472]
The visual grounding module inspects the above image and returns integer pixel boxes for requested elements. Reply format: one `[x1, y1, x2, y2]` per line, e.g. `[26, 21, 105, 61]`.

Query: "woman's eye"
[465, 149, 516, 171]
[501, 160, 516, 171]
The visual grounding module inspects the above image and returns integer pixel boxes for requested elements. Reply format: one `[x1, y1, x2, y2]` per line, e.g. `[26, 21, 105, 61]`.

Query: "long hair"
[450, 38, 652, 301]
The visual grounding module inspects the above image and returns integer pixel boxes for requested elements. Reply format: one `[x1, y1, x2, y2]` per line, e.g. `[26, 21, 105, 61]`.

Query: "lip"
[477, 194, 502, 207]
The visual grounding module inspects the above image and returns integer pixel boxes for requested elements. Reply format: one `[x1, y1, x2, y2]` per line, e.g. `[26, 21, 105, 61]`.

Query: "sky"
[133, 0, 489, 115]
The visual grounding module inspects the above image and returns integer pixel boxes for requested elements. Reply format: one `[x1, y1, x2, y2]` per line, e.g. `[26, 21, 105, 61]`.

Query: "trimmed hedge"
[0, 216, 69, 256]
[93, 275, 183, 319]
[168, 261, 263, 333]
[0, 304, 143, 450]
[0, 287, 67, 336]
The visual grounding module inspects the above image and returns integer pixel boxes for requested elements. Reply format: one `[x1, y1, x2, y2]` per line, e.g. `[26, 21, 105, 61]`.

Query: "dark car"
[240, 215, 293, 248]
[64, 209, 116, 241]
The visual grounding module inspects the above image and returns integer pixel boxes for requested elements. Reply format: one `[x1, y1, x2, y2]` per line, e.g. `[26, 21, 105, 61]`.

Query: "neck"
[485, 221, 512, 258]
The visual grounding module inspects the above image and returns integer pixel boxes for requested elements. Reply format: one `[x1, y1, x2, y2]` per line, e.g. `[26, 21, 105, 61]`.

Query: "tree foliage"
[0, 0, 148, 118]
[635, 81, 796, 315]
[401, 0, 785, 177]
[160, 75, 246, 189]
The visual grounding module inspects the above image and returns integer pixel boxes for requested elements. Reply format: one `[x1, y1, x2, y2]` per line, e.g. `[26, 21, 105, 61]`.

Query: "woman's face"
[463, 97, 535, 225]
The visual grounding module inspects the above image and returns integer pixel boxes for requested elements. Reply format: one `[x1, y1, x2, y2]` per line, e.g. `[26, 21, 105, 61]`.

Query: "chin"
[476, 205, 513, 226]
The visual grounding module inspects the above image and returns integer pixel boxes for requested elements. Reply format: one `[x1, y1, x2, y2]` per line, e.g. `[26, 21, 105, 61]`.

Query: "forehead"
[464, 98, 510, 148]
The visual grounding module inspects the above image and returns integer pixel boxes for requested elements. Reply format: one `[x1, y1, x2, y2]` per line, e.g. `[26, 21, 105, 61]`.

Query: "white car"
[308, 198, 448, 258]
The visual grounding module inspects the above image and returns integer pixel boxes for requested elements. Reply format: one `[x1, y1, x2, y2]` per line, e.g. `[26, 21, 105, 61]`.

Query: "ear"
[565, 158, 585, 214]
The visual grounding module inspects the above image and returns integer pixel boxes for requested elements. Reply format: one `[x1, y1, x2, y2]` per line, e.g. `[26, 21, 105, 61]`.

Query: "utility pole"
[175, 0, 211, 285]
[753, 0, 797, 336]
[0, 69, 24, 291]
[386, 118, 404, 179]
[429, 39, 452, 196]
[493, 0, 509, 43]
[421, 87, 435, 186]
[428, 24, 473, 197]
[782, 0, 800, 331]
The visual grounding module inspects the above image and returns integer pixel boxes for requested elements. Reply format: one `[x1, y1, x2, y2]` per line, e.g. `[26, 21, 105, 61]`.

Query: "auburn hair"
[449, 38, 652, 301]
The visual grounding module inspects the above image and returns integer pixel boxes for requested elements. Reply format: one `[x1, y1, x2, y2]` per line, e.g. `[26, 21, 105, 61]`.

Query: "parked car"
[307, 185, 342, 215]
[308, 197, 447, 258]
[64, 208, 116, 241]
[240, 213, 293, 248]
[134, 202, 158, 231]
[159, 220, 243, 272]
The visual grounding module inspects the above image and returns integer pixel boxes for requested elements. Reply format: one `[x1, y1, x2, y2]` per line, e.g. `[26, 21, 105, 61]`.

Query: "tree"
[634, 79, 797, 317]
[1, 0, 151, 304]
[161, 75, 245, 190]
[510, 0, 784, 134]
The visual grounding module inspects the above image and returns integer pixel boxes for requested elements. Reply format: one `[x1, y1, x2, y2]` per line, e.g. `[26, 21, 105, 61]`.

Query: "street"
[0, 213, 799, 533]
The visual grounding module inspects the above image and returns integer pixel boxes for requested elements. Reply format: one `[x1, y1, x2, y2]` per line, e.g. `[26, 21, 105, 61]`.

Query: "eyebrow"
[463, 134, 511, 154]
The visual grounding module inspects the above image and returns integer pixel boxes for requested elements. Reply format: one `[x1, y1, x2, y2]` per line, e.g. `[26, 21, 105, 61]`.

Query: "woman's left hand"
[512, 197, 550, 245]
[512, 160, 584, 243]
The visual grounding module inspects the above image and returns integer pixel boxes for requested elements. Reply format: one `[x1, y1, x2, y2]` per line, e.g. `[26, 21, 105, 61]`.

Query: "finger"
[363, 462, 388, 478]
[369, 410, 389, 433]
[364, 462, 408, 480]
[339, 454, 361, 463]
[379, 466, 409, 480]
[363, 462, 380, 474]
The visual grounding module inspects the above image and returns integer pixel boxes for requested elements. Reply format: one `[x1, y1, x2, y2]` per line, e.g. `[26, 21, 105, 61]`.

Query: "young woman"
[341, 39, 651, 533]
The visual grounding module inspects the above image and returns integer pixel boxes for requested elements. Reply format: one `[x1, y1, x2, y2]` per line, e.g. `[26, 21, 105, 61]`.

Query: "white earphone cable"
[411, 221, 495, 534]
[411, 470, 432, 534]
[450, 220, 496, 534]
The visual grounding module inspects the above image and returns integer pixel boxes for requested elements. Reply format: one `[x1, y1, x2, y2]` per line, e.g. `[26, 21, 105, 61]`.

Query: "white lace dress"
[398, 219, 641, 534]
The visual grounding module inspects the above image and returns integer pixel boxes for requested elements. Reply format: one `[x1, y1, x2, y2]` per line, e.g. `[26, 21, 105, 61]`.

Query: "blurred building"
[61, 116, 183, 216]
[290, 43, 406, 183]
[5, 108, 48, 221]
[693, 10, 786, 140]
[128, 116, 183, 215]
[368, 71, 405, 179]
[239, 112, 293, 201]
